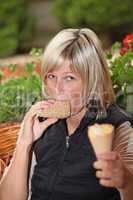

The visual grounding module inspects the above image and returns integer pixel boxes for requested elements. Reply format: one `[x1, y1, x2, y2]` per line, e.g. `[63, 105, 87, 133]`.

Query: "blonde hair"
[41, 28, 115, 110]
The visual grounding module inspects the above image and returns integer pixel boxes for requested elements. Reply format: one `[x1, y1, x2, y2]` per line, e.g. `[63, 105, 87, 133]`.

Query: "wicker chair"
[0, 122, 20, 179]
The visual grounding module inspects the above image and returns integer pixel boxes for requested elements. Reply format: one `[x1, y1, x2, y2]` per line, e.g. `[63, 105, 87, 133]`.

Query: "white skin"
[93, 152, 131, 189]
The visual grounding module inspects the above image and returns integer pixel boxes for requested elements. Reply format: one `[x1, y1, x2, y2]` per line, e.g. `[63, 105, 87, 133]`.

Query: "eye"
[47, 73, 56, 79]
[65, 76, 75, 81]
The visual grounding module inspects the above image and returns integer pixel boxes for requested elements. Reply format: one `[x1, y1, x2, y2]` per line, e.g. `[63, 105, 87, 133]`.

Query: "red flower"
[123, 33, 133, 49]
[120, 47, 127, 56]
[35, 63, 41, 74]
[1, 63, 41, 81]
[119, 33, 133, 56]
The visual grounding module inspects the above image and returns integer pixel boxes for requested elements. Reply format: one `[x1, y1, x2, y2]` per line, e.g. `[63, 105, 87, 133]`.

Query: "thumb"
[40, 118, 59, 130]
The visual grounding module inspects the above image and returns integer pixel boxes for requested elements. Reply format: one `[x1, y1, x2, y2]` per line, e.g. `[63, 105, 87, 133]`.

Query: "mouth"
[54, 95, 70, 101]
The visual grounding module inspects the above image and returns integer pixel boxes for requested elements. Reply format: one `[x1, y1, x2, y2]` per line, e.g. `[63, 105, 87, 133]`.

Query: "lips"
[54, 95, 70, 101]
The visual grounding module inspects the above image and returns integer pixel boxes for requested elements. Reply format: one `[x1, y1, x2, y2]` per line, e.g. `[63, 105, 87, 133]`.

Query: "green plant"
[0, 0, 33, 57]
[54, 0, 133, 32]
[0, 68, 42, 123]
[107, 33, 133, 108]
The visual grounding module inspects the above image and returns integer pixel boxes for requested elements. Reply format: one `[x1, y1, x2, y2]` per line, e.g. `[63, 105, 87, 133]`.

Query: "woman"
[0, 28, 133, 200]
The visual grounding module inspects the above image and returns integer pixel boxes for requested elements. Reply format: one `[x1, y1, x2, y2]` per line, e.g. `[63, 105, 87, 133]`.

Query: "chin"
[70, 104, 86, 116]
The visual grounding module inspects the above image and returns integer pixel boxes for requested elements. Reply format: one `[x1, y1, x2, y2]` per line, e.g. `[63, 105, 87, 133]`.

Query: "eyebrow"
[63, 72, 75, 74]
[48, 71, 75, 75]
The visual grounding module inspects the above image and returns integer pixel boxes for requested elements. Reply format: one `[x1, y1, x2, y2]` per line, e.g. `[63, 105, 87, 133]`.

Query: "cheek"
[65, 82, 83, 95]
[44, 79, 56, 94]
[45, 80, 55, 89]
[64, 83, 85, 107]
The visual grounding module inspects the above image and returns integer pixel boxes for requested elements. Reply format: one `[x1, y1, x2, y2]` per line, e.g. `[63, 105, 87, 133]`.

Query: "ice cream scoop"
[88, 123, 114, 156]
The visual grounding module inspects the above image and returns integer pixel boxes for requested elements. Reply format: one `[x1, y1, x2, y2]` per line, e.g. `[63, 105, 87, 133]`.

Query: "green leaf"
[24, 62, 35, 74]
[8, 63, 17, 72]
[111, 42, 121, 51]
[30, 48, 43, 56]
[106, 51, 112, 59]
[0, 70, 4, 78]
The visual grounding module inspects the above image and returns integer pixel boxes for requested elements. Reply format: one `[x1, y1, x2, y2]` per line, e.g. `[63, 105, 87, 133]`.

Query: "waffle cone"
[88, 124, 114, 155]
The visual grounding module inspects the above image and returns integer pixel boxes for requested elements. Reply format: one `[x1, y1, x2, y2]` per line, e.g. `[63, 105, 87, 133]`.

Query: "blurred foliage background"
[0, 0, 33, 57]
[0, 0, 133, 57]
[54, 0, 133, 42]
[54, 0, 133, 31]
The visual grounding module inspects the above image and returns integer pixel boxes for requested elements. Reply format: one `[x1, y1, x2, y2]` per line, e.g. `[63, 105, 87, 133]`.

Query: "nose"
[55, 79, 64, 94]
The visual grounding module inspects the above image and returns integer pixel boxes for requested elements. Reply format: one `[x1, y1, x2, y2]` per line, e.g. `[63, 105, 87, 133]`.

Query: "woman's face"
[45, 61, 86, 114]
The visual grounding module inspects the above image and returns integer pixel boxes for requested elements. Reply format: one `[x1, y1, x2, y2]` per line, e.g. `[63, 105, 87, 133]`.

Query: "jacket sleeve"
[113, 121, 133, 171]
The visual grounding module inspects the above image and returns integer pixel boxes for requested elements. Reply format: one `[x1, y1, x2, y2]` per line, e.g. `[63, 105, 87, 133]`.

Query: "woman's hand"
[18, 99, 58, 147]
[93, 151, 130, 189]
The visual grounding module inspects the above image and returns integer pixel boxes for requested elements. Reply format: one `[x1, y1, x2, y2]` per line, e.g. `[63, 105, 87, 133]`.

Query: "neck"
[66, 106, 87, 135]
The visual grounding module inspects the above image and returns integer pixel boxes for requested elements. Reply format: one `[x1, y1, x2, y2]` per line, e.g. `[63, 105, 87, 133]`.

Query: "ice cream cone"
[88, 123, 114, 156]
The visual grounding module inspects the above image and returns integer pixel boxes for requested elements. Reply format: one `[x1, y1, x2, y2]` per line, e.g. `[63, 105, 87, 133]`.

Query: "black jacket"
[30, 104, 132, 200]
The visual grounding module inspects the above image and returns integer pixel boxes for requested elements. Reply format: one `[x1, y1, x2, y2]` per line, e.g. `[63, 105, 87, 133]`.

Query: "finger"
[32, 105, 50, 112]
[40, 118, 59, 130]
[33, 115, 40, 126]
[99, 179, 115, 188]
[96, 170, 112, 179]
[100, 172, 127, 189]
[26, 105, 50, 119]
[97, 151, 119, 161]
[47, 99, 56, 103]
[24, 112, 36, 123]
[93, 159, 118, 171]
[31, 104, 50, 111]
[33, 99, 55, 107]
[34, 114, 47, 124]
[31, 102, 55, 113]
[20, 114, 36, 137]
[93, 160, 109, 170]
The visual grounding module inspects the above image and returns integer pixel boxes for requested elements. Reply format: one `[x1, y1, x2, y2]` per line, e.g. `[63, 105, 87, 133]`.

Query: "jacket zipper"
[49, 120, 70, 199]
[66, 135, 70, 149]
[49, 136, 70, 199]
